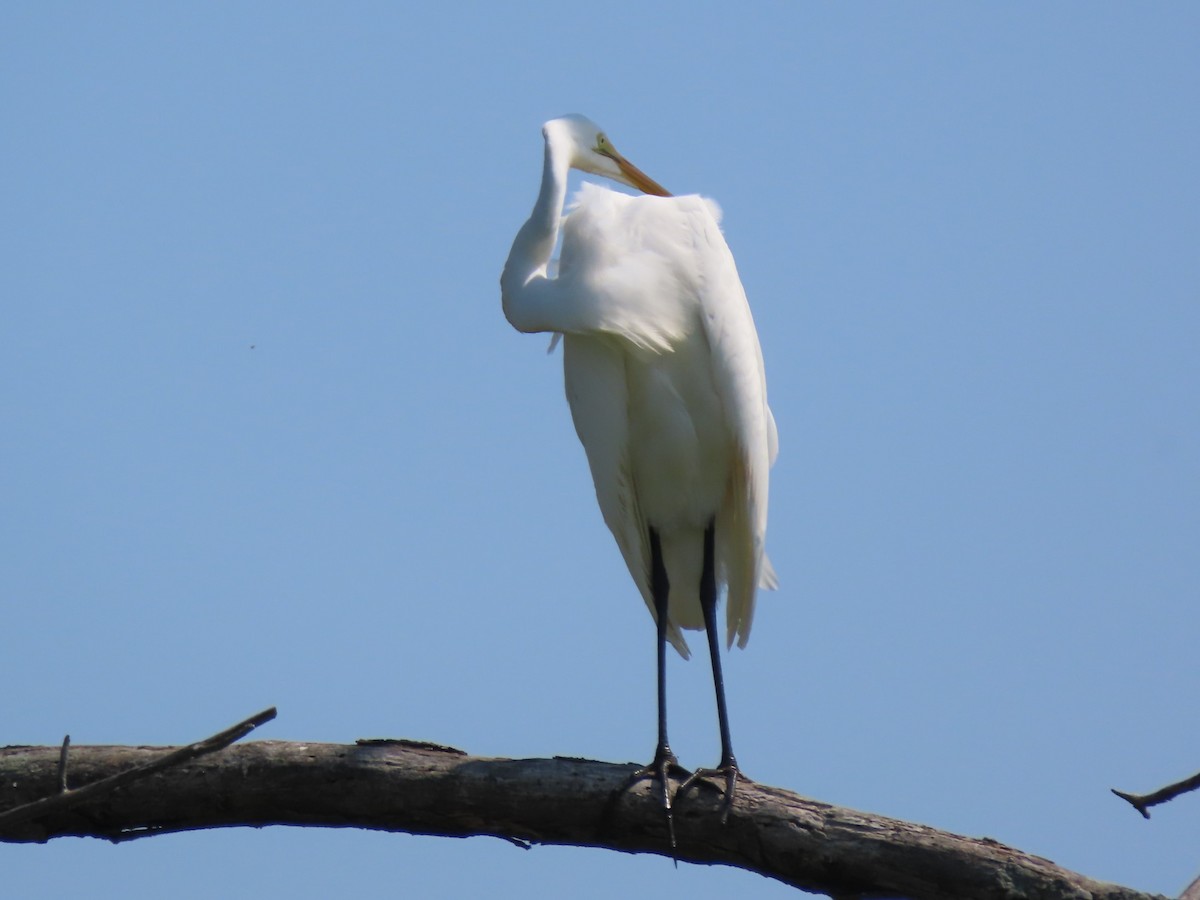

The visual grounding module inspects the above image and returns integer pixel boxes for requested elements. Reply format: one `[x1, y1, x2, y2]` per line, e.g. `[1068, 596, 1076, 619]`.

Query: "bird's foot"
[678, 755, 739, 824]
[625, 745, 690, 850]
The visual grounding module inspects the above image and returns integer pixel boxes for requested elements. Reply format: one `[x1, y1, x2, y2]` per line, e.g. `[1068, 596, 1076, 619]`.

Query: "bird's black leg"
[625, 526, 687, 849]
[679, 520, 739, 823]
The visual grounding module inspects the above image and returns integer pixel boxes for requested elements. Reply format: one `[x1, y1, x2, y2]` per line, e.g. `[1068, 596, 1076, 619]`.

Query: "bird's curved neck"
[529, 138, 570, 238]
[500, 138, 570, 331]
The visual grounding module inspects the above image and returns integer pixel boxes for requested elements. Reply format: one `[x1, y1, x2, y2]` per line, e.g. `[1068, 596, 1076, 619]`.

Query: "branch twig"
[1112, 769, 1200, 819]
[0, 707, 276, 832]
[56, 736, 70, 793]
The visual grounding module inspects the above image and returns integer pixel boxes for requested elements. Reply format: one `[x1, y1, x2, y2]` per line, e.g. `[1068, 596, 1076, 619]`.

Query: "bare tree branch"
[0, 708, 275, 832]
[0, 732, 1167, 900]
[1113, 769, 1200, 819]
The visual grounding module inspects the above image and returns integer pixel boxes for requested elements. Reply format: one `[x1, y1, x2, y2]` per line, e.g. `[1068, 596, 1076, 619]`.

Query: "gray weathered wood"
[0, 739, 1168, 900]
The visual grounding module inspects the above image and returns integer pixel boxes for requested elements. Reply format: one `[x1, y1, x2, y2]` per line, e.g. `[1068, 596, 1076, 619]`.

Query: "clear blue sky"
[3, 3, 1197, 897]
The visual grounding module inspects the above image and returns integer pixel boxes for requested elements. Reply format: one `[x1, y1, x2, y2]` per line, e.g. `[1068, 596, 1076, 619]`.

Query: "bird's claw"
[626, 747, 689, 850]
[678, 759, 739, 824]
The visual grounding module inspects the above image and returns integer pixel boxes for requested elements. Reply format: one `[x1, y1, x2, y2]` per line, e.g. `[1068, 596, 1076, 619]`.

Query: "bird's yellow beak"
[600, 147, 672, 197]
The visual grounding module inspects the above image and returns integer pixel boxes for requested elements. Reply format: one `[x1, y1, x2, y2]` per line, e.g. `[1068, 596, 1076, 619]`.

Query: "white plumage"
[500, 114, 776, 826]
[557, 183, 777, 658]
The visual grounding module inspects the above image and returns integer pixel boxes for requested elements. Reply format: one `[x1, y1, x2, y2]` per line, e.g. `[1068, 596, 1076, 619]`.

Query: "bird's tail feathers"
[666, 622, 691, 660]
[758, 553, 779, 590]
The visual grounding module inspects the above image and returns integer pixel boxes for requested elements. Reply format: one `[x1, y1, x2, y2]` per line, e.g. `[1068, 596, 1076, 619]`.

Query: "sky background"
[3, 3, 1198, 897]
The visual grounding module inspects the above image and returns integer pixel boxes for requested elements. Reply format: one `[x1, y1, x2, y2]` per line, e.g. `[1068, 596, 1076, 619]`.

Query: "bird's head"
[543, 114, 671, 197]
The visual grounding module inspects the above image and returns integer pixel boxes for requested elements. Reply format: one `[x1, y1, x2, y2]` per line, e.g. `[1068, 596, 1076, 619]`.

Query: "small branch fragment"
[57, 736, 70, 793]
[1112, 768, 1200, 819]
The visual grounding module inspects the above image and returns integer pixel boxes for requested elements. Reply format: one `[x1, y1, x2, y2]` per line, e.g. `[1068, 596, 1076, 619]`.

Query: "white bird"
[501, 115, 777, 836]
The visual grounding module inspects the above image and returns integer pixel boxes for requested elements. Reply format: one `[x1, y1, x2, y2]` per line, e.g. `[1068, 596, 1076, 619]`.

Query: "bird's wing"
[554, 184, 695, 353]
[558, 185, 774, 652]
[562, 333, 691, 659]
[685, 197, 777, 648]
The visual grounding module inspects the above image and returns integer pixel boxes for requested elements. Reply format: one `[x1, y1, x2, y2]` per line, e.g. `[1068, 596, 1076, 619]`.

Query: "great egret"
[500, 115, 777, 836]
